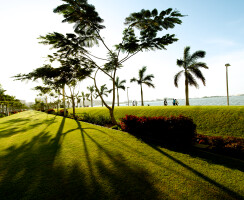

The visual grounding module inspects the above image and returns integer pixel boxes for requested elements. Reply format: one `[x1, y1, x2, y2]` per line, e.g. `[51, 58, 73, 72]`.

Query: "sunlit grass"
[71, 106, 244, 137]
[0, 111, 243, 199]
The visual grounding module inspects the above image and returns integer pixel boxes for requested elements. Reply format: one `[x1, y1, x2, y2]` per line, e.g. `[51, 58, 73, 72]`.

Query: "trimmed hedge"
[120, 115, 196, 147]
[58, 109, 68, 116]
[195, 134, 244, 158]
[46, 109, 55, 114]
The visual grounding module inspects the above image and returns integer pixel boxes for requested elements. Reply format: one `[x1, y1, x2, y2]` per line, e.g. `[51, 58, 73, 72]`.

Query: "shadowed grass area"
[71, 106, 244, 137]
[0, 111, 243, 199]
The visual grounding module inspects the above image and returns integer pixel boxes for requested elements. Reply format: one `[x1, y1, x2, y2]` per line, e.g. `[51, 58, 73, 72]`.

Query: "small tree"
[130, 66, 155, 106]
[52, 0, 184, 124]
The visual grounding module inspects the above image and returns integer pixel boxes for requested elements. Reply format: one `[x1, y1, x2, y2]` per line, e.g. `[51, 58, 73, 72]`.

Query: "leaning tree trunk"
[140, 84, 144, 106]
[185, 77, 190, 106]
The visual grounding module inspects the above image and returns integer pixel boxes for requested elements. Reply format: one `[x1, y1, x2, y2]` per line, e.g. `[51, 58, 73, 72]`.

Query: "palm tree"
[174, 46, 209, 106]
[96, 84, 109, 107]
[109, 77, 126, 106]
[130, 66, 155, 106]
[81, 92, 86, 107]
[87, 85, 95, 107]
[115, 77, 126, 106]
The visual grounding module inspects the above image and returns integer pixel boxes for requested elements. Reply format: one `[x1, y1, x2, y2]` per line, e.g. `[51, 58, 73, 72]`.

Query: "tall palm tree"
[87, 85, 95, 107]
[113, 77, 126, 106]
[174, 46, 209, 106]
[130, 66, 155, 106]
[96, 84, 109, 107]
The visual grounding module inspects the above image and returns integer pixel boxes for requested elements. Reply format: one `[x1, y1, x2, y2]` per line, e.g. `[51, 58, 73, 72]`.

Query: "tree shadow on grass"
[81, 124, 244, 199]
[147, 143, 244, 200]
[74, 121, 165, 199]
[0, 117, 166, 200]
[0, 115, 57, 139]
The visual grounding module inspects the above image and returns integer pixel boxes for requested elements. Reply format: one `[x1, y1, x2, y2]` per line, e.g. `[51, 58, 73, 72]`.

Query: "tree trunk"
[45, 96, 48, 110]
[117, 88, 119, 106]
[109, 107, 117, 125]
[140, 84, 144, 106]
[71, 95, 76, 119]
[63, 86, 67, 117]
[90, 93, 93, 107]
[185, 76, 190, 106]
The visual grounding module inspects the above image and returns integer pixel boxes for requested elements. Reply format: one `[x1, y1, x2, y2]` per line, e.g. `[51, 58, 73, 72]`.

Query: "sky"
[1, 0, 244, 103]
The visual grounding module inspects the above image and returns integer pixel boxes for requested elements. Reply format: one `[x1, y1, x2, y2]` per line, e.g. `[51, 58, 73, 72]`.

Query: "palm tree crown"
[96, 84, 109, 107]
[174, 46, 209, 105]
[130, 66, 155, 106]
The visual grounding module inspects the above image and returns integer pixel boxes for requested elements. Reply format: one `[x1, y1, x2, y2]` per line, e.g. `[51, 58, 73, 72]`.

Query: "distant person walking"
[173, 99, 176, 106]
[175, 99, 179, 106]
[164, 99, 168, 106]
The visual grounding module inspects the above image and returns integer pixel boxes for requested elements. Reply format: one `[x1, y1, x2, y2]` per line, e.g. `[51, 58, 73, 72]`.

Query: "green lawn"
[0, 111, 243, 199]
[71, 106, 244, 137]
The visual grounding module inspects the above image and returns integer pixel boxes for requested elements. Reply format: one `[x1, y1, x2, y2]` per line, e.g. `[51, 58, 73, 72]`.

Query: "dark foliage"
[0, 113, 7, 118]
[46, 109, 55, 114]
[120, 115, 196, 147]
[58, 109, 68, 116]
[195, 134, 244, 158]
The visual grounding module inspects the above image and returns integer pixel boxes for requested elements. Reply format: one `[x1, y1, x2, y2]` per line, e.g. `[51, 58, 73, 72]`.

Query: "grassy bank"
[0, 111, 243, 199]
[71, 106, 244, 137]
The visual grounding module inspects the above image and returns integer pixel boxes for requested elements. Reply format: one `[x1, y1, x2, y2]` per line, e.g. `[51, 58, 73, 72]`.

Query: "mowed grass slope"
[0, 111, 244, 200]
[72, 106, 244, 137]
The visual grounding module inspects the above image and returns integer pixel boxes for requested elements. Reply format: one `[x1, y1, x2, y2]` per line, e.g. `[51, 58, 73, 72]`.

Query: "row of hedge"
[120, 115, 196, 148]
[195, 134, 244, 158]
[71, 106, 244, 138]
[45, 110, 244, 157]
[0, 110, 23, 118]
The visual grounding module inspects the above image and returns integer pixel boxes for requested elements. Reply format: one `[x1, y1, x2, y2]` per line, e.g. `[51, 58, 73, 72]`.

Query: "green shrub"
[120, 115, 196, 148]
[0, 113, 7, 118]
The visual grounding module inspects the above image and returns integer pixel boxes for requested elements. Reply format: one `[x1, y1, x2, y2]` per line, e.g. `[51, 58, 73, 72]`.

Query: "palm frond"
[174, 70, 183, 87]
[186, 72, 199, 88]
[190, 50, 206, 62]
[143, 82, 155, 88]
[139, 66, 147, 80]
[176, 59, 184, 67]
[189, 67, 206, 86]
[143, 74, 154, 82]
[130, 77, 137, 83]
[194, 62, 209, 69]
[183, 46, 191, 62]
